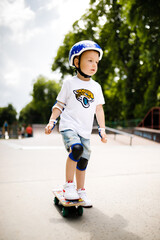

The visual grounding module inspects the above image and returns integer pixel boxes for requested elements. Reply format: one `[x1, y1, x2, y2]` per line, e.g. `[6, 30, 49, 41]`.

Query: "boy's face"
[76, 50, 99, 78]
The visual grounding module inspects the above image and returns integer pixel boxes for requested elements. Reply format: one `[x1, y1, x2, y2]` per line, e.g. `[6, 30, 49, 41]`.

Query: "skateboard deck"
[53, 189, 84, 217]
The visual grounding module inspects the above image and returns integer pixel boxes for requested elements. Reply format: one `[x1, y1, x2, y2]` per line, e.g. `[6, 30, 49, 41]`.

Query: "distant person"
[26, 124, 33, 137]
[0, 127, 2, 138]
[45, 40, 107, 207]
[21, 125, 25, 138]
[18, 126, 22, 139]
[4, 121, 8, 132]
[3, 121, 9, 139]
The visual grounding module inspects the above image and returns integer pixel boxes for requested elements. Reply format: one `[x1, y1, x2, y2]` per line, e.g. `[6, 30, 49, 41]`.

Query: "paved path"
[0, 131, 160, 240]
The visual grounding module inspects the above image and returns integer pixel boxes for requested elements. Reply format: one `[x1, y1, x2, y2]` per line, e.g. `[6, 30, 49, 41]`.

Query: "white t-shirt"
[57, 76, 105, 139]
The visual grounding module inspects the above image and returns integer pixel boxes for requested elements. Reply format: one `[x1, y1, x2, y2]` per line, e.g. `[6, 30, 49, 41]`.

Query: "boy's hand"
[45, 119, 57, 134]
[100, 131, 107, 143]
[98, 128, 107, 143]
[45, 123, 53, 134]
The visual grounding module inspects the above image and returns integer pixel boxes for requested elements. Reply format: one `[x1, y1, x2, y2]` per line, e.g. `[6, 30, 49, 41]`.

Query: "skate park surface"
[0, 128, 160, 240]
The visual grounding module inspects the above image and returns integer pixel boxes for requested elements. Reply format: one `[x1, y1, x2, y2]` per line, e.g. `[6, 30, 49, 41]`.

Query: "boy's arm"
[45, 101, 65, 134]
[96, 104, 107, 143]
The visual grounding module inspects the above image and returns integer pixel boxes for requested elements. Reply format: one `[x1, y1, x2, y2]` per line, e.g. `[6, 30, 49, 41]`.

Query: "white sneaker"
[78, 188, 92, 208]
[63, 181, 79, 200]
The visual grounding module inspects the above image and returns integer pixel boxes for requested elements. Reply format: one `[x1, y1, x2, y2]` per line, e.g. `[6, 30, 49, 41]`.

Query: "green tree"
[0, 104, 17, 126]
[51, 0, 160, 123]
[120, 0, 160, 115]
[19, 76, 60, 124]
[19, 102, 40, 124]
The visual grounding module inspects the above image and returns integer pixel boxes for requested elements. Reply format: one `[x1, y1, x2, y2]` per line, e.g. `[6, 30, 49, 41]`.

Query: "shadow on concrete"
[50, 207, 142, 240]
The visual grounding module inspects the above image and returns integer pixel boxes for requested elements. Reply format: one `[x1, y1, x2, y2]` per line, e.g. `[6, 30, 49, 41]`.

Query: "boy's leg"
[76, 168, 92, 207]
[76, 169, 86, 189]
[66, 156, 77, 182]
[61, 130, 84, 200]
[64, 156, 79, 200]
[75, 137, 92, 207]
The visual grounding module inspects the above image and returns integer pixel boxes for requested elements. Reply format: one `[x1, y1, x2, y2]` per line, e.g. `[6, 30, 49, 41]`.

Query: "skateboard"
[53, 189, 85, 217]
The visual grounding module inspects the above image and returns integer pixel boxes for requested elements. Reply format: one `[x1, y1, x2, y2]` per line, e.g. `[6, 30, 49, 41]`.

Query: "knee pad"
[77, 157, 88, 171]
[69, 143, 83, 162]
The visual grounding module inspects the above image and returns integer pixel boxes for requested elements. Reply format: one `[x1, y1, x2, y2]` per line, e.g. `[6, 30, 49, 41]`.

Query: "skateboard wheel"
[54, 197, 59, 205]
[77, 206, 83, 216]
[62, 207, 69, 217]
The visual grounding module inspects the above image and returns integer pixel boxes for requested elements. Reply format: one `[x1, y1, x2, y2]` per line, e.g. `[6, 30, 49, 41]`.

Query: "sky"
[0, 0, 90, 113]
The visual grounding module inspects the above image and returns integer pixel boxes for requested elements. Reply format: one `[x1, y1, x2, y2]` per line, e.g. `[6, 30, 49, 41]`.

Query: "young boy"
[45, 40, 107, 207]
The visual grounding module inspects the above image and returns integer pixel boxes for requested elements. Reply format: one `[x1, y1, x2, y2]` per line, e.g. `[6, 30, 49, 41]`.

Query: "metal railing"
[105, 126, 133, 146]
[93, 126, 134, 146]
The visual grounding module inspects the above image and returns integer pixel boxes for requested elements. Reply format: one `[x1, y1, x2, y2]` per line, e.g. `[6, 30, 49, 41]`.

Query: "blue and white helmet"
[69, 40, 103, 67]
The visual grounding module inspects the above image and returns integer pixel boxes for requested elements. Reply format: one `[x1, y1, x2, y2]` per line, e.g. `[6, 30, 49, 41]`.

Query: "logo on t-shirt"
[73, 89, 94, 108]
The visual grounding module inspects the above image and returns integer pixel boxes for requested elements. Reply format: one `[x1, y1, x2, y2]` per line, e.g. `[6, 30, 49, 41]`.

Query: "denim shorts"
[60, 129, 91, 160]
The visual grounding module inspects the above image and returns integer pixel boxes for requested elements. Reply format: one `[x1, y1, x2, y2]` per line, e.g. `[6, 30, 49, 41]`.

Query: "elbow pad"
[52, 101, 66, 113]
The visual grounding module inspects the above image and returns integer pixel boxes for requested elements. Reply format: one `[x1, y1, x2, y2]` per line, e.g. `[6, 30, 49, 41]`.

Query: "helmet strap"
[75, 54, 91, 79]
[76, 67, 91, 79]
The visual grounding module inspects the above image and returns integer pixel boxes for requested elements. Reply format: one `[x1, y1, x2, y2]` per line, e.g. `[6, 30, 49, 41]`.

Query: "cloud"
[0, 0, 90, 113]
[0, 58, 33, 112]
[0, 0, 35, 39]
[0, 0, 61, 44]
[2, 60, 21, 86]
